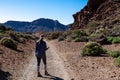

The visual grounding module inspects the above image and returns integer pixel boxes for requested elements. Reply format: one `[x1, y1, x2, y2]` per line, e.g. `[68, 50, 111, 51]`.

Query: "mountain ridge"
[4, 18, 68, 33]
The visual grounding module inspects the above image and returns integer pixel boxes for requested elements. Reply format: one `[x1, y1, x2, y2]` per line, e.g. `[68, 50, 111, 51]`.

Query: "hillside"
[4, 18, 68, 33]
[0, 24, 36, 80]
[70, 0, 120, 29]
[50, 40, 120, 80]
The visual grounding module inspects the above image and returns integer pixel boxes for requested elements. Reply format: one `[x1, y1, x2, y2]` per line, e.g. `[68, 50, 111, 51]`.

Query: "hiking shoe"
[37, 72, 42, 77]
[45, 71, 49, 76]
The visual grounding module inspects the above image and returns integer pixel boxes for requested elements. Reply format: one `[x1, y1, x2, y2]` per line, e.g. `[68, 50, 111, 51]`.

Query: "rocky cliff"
[70, 0, 120, 29]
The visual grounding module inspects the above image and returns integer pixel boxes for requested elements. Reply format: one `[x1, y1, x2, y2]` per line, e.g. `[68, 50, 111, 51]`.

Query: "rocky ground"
[0, 40, 35, 80]
[1, 39, 120, 80]
[51, 40, 120, 80]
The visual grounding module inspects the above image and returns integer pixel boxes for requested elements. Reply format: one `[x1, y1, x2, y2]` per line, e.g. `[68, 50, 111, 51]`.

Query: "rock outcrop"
[70, 0, 120, 30]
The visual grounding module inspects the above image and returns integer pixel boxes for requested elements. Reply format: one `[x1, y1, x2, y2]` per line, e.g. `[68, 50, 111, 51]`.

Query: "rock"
[70, 0, 120, 30]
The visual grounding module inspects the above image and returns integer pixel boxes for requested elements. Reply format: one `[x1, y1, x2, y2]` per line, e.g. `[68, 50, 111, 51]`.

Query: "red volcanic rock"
[70, 0, 120, 30]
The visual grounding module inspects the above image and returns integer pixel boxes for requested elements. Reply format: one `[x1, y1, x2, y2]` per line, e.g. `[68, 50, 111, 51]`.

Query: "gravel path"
[18, 41, 70, 80]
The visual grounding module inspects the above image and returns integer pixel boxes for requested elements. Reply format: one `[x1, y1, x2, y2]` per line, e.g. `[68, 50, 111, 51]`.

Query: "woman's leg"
[36, 57, 42, 77]
[42, 54, 48, 74]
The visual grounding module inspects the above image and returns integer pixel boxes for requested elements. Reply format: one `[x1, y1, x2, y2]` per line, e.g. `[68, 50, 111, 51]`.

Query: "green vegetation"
[81, 42, 106, 56]
[47, 32, 62, 40]
[73, 38, 81, 42]
[87, 21, 100, 34]
[72, 30, 88, 42]
[87, 21, 100, 28]
[46, 30, 88, 42]
[73, 29, 87, 37]
[23, 34, 34, 40]
[107, 36, 120, 44]
[0, 25, 36, 51]
[1, 38, 17, 50]
[58, 36, 65, 41]
[108, 51, 120, 58]
[115, 56, 120, 67]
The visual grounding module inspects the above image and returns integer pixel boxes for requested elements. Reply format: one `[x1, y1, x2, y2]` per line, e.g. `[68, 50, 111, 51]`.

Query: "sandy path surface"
[18, 41, 70, 80]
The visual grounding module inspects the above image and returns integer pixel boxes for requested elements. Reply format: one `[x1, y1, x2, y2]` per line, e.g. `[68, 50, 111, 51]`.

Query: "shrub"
[89, 33, 106, 44]
[23, 34, 33, 40]
[63, 30, 72, 37]
[0, 25, 13, 31]
[111, 26, 120, 36]
[81, 42, 106, 56]
[47, 32, 62, 40]
[1, 38, 17, 50]
[9, 32, 20, 42]
[108, 51, 120, 58]
[73, 30, 87, 37]
[89, 33, 101, 41]
[73, 36, 88, 42]
[58, 36, 65, 41]
[87, 21, 100, 28]
[57, 31, 72, 41]
[87, 21, 100, 34]
[115, 56, 120, 67]
[72, 30, 88, 42]
[0, 25, 6, 31]
[107, 36, 120, 44]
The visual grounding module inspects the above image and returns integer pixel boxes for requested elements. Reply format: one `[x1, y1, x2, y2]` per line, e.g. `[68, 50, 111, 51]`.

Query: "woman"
[35, 34, 49, 77]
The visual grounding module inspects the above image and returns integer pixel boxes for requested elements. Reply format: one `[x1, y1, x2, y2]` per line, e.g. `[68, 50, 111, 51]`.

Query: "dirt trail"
[18, 41, 70, 80]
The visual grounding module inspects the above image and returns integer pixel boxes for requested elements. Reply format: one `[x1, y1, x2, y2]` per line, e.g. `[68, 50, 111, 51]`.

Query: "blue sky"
[0, 0, 88, 25]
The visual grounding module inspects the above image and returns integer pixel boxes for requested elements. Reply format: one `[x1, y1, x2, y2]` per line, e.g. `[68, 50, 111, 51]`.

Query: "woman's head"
[40, 34, 44, 40]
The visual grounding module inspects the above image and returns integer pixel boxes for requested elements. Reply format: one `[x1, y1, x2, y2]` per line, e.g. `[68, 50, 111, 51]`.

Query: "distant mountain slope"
[4, 18, 68, 32]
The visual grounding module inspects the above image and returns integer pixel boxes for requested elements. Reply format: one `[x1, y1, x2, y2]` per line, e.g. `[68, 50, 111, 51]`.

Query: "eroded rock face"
[70, 0, 120, 30]
[88, 0, 105, 11]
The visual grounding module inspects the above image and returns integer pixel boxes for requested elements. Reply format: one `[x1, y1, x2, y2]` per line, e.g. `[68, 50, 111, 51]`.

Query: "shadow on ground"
[40, 74, 64, 80]
[0, 69, 12, 80]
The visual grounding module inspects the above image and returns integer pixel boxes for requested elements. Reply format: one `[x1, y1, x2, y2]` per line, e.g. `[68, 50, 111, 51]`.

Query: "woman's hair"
[38, 34, 44, 43]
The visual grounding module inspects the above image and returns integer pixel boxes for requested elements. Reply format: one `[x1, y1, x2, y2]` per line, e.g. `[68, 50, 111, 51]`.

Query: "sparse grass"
[108, 51, 120, 58]
[107, 36, 120, 44]
[115, 56, 120, 67]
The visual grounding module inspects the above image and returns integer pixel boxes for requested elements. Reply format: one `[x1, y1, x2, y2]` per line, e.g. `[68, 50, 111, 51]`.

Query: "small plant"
[47, 32, 62, 40]
[73, 36, 88, 42]
[87, 21, 100, 34]
[73, 38, 81, 42]
[89, 33, 106, 44]
[9, 31, 20, 42]
[0, 25, 7, 31]
[81, 42, 106, 56]
[0, 25, 13, 31]
[72, 30, 88, 42]
[107, 36, 120, 44]
[23, 34, 33, 40]
[1, 38, 17, 50]
[108, 51, 120, 58]
[115, 56, 120, 67]
[58, 36, 65, 41]
[73, 30, 87, 37]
